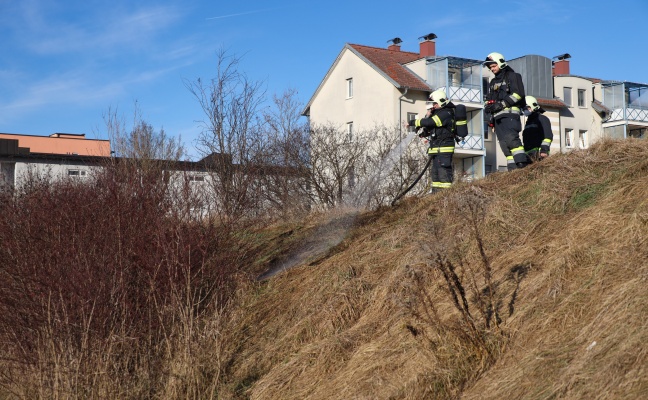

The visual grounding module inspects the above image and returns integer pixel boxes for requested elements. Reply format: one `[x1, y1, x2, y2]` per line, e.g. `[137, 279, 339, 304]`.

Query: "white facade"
[553, 75, 604, 151]
[1, 159, 98, 190]
[307, 45, 430, 135]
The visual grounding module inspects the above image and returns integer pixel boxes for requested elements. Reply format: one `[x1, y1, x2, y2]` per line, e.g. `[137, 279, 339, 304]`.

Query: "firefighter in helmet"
[484, 52, 530, 170]
[406, 89, 456, 192]
[522, 95, 553, 162]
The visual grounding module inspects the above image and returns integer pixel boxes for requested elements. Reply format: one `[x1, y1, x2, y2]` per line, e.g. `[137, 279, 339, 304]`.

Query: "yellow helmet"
[429, 89, 449, 107]
[484, 52, 507, 69]
[525, 95, 540, 112]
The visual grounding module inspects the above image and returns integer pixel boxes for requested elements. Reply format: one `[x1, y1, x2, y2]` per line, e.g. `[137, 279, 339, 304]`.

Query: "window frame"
[67, 169, 87, 177]
[348, 166, 356, 189]
[187, 174, 206, 182]
[565, 128, 574, 148]
[347, 121, 354, 142]
[563, 87, 572, 107]
[577, 89, 586, 108]
[448, 70, 456, 86]
[578, 130, 588, 149]
[346, 78, 353, 99]
[406, 112, 417, 133]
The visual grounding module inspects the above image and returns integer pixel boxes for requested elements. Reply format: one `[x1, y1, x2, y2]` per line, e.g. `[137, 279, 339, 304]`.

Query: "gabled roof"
[347, 44, 431, 91]
[302, 43, 431, 116]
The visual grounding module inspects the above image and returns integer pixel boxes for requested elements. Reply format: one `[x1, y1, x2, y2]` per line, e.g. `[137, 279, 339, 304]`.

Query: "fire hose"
[390, 154, 433, 206]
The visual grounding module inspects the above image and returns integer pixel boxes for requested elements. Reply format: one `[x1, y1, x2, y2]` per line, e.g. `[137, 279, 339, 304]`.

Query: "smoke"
[257, 132, 417, 280]
[347, 131, 417, 208]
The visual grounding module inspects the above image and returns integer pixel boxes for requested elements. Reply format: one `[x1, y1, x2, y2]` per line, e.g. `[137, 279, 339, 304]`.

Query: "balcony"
[426, 56, 485, 152]
[602, 82, 648, 134]
[426, 56, 484, 106]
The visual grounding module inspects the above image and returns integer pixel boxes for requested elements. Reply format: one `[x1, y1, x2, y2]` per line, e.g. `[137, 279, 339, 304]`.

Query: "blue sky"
[1, 0, 647, 160]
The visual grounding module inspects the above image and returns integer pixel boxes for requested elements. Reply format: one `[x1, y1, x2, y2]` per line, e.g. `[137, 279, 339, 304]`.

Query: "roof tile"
[348, 44, 431, 91]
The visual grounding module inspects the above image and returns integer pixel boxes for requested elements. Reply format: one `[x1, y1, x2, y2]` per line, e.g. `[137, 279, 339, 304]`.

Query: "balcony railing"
[607, 106, 648, 123]
[455, 133, 483, 151]
[447, 84, 482, 104]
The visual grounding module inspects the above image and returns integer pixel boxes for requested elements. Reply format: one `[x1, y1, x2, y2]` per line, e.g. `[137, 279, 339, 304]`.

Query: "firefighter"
[484, 52, 530, 170]
[522, 95, 553, 162]
[406, 89, 456, 192]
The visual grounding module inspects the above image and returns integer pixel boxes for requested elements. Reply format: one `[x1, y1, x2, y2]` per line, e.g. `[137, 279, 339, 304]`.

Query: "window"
[67, 169, 87, 177]
[448, 71, 456, 85]
[578, 89, 586, 107]
[565, 128, 574, 148]
[482, 77, 490, 99]
[348, 166, 356, 189]
[578, 130, 588, 149]
[407, 112, 417, 133]
[563, 87, 572, 106]
[347, 122, 354, 142]
[483, 111, 491, 141]
[346, 78, 353, 99]
[188, 174, 205, 182]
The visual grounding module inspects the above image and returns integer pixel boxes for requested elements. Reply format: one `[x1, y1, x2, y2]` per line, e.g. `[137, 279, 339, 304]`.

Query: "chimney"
[419, 33, 437, 57]
[387, 37, 402, 51]
[552, 53, 571, 76]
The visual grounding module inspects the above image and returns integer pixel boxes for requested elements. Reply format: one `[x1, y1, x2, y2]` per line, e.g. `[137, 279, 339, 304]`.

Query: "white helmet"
[429, 89, 449, 107]
[484, 52, 507, 69]
[525, 95, 540, 112]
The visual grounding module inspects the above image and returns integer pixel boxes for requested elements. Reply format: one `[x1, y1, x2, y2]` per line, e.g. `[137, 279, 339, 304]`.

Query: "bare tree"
[103, 103, 186, 162]
[184, 49, 268, 223]
[257, 89, 312, 216]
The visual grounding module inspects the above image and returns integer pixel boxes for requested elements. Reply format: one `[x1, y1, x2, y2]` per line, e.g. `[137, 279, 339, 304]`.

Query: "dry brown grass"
[214, 138, 648, 399]
[2, 138, 647, 399]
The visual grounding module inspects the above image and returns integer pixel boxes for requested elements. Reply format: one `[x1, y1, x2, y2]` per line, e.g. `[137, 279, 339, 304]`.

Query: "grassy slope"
[220, 139, 648, 399]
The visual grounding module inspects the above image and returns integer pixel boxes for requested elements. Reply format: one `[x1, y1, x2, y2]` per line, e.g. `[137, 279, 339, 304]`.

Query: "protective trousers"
[494, 114, 528, 170]
[428, 146, 454, 189]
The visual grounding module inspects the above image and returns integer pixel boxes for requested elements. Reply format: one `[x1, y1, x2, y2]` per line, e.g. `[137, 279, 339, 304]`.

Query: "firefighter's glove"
[418, 128, 430, 138]
[485, 101, 504, 114]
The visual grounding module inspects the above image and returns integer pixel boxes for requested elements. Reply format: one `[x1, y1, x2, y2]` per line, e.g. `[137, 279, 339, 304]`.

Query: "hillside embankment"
[220, 138, 648, 399]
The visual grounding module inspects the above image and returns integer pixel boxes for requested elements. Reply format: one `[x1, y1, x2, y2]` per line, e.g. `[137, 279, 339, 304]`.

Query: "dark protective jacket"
[523, 110, 553, 153]
[487, 66, 526, 114]
[409, 102, 456, 149]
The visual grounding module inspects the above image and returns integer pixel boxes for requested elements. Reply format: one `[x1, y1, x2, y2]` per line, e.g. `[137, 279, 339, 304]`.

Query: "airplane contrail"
[206, 9, 274, 20]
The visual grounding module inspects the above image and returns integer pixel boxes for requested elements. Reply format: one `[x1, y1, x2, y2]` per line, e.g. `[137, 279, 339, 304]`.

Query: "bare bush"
[399, 188, 512, 393]
[0, 157, 247, 398]
[308, 122, 424, 209]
